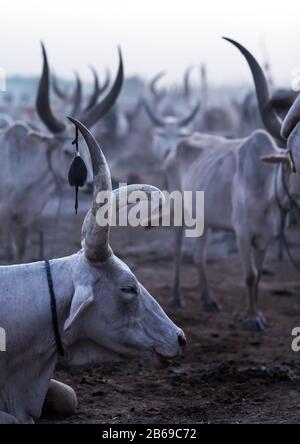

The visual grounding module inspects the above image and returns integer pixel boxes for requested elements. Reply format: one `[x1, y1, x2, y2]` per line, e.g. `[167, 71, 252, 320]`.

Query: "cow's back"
[0, 123, 54, 224]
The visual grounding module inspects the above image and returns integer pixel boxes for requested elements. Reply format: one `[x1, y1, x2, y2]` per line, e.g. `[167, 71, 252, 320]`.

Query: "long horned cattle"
[0, 118, 186, 424]
[159, 37, 300, 331]
[0, 43, 123, 263]
[143, 100, 200, 162]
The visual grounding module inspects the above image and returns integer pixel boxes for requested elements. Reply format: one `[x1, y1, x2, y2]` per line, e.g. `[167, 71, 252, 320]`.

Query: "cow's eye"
[121, 286, 138, 295]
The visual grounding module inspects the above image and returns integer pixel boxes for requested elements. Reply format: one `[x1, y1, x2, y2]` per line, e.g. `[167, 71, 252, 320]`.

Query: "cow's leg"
[0, 411, 19, 424]
[41, 379, 78, 418]
[277, 236, 284, 262]
[252, 247, 267, 327]
[170, 225, 185, 308]
[13, 226, 28, 263]
[237, 235, 266, 331]
[38, 230, 44, 259]
[2, 233, 14, 263]
[0, 214, 14, 263]
[194, 232, 220, 312]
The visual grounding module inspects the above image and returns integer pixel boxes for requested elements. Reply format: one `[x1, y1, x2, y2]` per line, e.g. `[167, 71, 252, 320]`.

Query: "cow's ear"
[260, 153, 291, 165]
[64, 285, 94, 331]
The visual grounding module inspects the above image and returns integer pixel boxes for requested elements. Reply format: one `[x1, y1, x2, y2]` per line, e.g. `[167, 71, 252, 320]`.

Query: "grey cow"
[0, 119, 186, 424]
[162, 38, 300, 331]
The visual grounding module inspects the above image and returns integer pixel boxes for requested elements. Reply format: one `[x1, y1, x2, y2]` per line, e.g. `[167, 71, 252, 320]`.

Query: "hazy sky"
[0, 0, 299, 87]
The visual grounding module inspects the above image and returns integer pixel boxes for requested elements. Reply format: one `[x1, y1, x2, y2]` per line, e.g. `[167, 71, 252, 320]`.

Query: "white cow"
[162, 38, 300, 331]
[0, 118, 186, 424]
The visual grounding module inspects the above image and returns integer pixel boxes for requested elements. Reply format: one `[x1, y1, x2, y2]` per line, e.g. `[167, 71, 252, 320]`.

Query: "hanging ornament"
[68, 125, 88, 214]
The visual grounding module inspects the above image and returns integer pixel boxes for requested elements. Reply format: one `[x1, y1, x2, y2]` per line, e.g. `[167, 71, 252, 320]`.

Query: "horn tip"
[222, 36, 240, 46]
[117, 46, 123, 62]
[40, 41, 47, 58]
[67, 116, 78, 125]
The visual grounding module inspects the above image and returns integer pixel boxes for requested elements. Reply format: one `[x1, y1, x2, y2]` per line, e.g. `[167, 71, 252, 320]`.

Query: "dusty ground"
[27, 191, 300, 424]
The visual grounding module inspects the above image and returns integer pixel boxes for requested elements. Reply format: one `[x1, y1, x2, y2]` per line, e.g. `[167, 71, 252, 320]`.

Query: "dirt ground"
[30, 191, 300, 424]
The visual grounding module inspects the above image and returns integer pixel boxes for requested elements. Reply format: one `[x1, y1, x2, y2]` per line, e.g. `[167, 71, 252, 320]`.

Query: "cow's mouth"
[153, 349, 177, 368]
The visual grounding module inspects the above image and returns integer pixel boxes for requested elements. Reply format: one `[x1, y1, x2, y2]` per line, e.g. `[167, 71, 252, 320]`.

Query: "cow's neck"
[0, 254, 77, 422]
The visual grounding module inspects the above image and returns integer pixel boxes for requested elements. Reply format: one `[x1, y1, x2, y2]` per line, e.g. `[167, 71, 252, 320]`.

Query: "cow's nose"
[178, 332, 187, 347]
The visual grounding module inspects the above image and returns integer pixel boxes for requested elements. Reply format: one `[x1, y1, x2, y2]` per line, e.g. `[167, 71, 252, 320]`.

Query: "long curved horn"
[183, 66, 193, 100]
[79, 48, 124, 129]
[83, 66, 101, 112]
[68, 117, 165, 262]
[223, 37, 284, 144]
[178, 102, 200, 127]
[52, 73, 68, 100]
[142, 100, 165, 127]
[68, 116, 112, 263]
[113, 184, 164, 211]
[149, 71, 166, 100]
[281, 94, 300, 139]
[36, 42, 66, 133]
[70, 72, 82, 116]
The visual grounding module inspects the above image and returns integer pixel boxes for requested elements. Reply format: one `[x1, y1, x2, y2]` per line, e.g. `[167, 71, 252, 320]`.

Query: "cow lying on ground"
[0, 118, 186, 424]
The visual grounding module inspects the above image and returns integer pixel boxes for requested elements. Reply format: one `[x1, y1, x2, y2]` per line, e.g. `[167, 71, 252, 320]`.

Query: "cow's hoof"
[242, 317, 266, 332]
[257, 312, 267, 327]
[169, 297, 185, 309]
[202, 300, 221, 313]
[42, 380, 78, 418]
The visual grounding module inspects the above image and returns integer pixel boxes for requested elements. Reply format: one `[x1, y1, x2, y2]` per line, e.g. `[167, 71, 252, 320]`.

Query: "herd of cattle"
[0, 36, 300, 423]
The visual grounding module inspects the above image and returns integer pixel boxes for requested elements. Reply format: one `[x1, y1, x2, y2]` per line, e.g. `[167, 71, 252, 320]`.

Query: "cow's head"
[35, 43, 123, 183]
[223, 37, 300, 191]
[143, 100, 200, 161]
[63, 118, 186, 368]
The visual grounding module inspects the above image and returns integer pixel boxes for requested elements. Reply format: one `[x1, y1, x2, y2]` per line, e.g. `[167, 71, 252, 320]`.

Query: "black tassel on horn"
[68, 126, 88, 214]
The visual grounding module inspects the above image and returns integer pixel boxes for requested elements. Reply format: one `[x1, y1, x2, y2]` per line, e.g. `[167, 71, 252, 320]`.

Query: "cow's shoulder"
[176, 134, 204, 163]
[3, 122, 30, 143]
[241, 129, 277, 158]
[3, 122, 52, 153]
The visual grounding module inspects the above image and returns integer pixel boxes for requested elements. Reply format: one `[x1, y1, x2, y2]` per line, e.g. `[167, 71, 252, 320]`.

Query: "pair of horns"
[68, 117, 163, 263]
[149, 67, 194, 102]
[53, 67, 110, 114]
[223, 37, 300, 145]
[143, 100, 200, 128]
[83, 67, 111, 112]
[36, 43, 123, 133]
